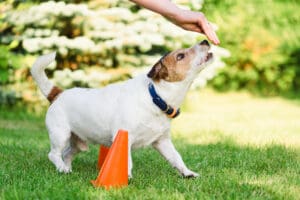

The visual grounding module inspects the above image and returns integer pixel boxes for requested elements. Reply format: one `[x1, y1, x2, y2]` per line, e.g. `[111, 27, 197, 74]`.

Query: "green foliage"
[0, 44, 22, 106]
[0, 46, 22, 84]
[0, 89, 17, 106]
[203, 0, 300, 95]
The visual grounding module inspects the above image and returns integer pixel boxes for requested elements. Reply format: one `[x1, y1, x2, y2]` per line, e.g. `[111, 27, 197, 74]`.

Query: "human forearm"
[130, 0, 180, 21]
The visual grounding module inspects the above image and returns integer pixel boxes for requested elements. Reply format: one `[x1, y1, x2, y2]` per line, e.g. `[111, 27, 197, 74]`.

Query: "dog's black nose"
[200, 40, 210, 46]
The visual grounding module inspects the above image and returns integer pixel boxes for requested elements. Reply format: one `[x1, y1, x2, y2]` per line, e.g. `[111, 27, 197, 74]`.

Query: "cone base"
[91, 180, 127, 190]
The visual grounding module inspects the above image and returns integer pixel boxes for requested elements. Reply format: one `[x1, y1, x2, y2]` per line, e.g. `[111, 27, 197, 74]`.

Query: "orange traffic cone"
[97, 145, 110, 170]
[91, 130, 128, 190]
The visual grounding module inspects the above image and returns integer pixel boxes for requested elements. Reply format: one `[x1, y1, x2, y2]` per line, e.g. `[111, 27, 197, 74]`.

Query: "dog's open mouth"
[196, 52, 213, 66]
[205, 52, 213, 62]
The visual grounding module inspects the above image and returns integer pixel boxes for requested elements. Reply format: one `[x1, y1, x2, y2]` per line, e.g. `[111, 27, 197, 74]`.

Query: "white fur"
[31, 42, 212, 177]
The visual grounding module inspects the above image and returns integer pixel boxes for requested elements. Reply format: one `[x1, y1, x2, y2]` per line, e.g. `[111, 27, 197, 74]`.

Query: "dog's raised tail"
[31, 52, 62, 103]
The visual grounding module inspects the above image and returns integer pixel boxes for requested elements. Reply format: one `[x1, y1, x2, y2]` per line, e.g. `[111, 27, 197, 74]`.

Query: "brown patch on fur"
[147, 61, 169, 81]
[47, 86, 63, 104]
[148, 48, 196, 82]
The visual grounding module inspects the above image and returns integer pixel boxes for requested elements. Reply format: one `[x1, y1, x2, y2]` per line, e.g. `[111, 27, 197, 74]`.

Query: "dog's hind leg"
[63, 133, 88, 170]
[48, 129, 71, 173]
[46, 108, 72, 173]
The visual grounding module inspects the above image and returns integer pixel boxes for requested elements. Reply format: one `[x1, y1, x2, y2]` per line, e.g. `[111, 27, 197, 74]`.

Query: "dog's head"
[148, 40, 213, 82]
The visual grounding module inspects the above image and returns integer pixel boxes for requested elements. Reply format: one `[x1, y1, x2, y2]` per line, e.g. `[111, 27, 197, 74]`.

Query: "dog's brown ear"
[147, 54, 169, 81]
[147, 61, 168, 81]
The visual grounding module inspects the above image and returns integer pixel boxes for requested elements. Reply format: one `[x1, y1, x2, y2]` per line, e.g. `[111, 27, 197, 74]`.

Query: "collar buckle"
[148, 82, 180, 119]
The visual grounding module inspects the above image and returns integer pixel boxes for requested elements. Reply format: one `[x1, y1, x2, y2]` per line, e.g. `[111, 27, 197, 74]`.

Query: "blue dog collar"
[148, 82, 180, 118]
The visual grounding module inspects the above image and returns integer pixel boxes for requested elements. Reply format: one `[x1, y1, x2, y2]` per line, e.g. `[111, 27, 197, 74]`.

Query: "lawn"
[0, 90, 299, 200]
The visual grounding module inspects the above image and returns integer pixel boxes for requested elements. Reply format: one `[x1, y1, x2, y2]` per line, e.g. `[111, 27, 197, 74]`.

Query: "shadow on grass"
[0, 128, 299, 199]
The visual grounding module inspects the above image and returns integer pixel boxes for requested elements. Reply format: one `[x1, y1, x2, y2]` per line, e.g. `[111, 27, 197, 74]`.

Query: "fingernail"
[215, 39, 220, 45]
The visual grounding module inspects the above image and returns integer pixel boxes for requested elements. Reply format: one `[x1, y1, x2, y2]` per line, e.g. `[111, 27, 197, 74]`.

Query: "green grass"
[0, 90, 300, 199]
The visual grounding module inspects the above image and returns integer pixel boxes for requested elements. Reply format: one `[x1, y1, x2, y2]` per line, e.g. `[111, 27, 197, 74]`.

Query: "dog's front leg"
[152, 137, 199, 178]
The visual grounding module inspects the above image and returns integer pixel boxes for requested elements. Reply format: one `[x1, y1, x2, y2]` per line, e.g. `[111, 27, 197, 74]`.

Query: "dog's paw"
[182, 170, 199, 178]
[57, 165, 72, 174]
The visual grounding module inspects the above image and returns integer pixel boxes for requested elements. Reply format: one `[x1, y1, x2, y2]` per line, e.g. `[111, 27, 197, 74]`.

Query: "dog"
[31, 39, 213, 178]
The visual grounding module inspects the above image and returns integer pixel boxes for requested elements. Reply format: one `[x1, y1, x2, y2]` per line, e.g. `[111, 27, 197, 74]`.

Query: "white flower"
[70, 70, 86, 82]
[22, 38, 40, 53]
[58, 47, 68, 57]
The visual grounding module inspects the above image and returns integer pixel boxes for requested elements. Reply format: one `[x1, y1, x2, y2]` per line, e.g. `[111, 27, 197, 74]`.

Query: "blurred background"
[0, 0, 299, 110]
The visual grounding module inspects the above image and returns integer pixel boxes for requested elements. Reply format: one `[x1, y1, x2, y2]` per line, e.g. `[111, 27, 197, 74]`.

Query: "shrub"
[203, 0, 300, 95]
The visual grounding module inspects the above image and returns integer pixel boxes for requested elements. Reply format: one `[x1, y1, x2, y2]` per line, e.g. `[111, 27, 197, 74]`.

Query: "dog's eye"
[176, 53, 185, 61]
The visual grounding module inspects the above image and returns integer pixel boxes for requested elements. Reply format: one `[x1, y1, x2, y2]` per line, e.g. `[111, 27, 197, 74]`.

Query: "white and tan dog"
[31, 40, 213, 178]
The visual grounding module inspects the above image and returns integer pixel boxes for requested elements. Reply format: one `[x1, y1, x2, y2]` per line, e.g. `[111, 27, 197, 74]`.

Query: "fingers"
[198, 15, 220, 45]
[173, 9, 220, 45]
[206, 23, 220, 45]
[182, 24, 204, 33]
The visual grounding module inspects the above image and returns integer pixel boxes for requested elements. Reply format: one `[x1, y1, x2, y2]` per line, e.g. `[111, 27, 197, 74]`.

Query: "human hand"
[130, 0, 220, 45]
[168, 9, 220, 45]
